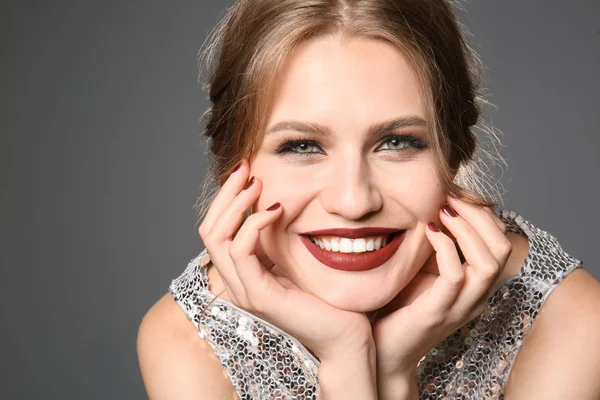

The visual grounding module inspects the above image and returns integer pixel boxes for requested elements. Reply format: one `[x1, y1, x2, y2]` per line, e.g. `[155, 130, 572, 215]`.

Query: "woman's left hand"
[371, 195, 512, 396]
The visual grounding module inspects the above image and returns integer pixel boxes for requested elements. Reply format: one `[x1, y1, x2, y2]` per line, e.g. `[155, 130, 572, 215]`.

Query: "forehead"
[266, 35, 426, 130]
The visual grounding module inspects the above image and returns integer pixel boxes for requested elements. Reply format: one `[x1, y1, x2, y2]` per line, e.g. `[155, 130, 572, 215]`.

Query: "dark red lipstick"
[300, 228, 406, 272]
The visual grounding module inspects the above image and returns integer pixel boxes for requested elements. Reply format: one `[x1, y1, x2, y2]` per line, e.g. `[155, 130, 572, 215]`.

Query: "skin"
[199, 33, 521, 397]
[138, 31, 600, 400]
[251, 34, 446, 312]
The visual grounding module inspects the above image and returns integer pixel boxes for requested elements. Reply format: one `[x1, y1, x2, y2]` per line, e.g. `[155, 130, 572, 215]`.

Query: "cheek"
[254, 164, 316, 210]
[386, 159, 446, 222]
[250, 162, 316, 254]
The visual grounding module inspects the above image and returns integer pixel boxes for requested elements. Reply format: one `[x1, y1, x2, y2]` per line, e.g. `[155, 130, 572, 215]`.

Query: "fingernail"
[232, 161, 243, 173]
[267, 202, 280, 211]
[442, 205, 458, 218]
[243, 176, 255, 190]
[428, 222, 440, 232]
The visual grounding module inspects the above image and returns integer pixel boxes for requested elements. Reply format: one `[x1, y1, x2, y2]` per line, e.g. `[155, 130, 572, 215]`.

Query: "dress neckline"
[198, 263, 322, 366]
[196, 209, 535, 367]
[489, 209, 535, 296]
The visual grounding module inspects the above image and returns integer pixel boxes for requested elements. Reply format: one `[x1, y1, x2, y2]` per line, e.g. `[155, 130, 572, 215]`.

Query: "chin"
[308, 279, 400, 313]
[264, 232, 423, 313]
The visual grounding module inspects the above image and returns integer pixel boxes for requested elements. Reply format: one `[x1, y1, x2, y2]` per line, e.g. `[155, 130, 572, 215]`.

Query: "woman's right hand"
[197, 159, 374, 363]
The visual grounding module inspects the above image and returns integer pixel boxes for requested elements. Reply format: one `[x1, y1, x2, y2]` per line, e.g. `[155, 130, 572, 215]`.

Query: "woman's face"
[250, 34, 447, 312]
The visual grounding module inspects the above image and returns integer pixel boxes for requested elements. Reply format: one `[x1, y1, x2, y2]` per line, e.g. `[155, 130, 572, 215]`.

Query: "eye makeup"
[272, 133, 428, 157]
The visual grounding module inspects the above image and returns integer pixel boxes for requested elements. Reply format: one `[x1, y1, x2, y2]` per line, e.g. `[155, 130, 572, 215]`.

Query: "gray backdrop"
[2, 1, 598, 399]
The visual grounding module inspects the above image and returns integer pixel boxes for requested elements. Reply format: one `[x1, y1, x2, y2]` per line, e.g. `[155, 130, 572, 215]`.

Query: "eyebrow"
[265, 116, 429, 138]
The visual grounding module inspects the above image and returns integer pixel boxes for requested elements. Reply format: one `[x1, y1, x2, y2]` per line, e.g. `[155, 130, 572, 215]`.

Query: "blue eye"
[376, 135, 427, 152]
[274, 134, 427, 157]
[275, 139, 324, 155]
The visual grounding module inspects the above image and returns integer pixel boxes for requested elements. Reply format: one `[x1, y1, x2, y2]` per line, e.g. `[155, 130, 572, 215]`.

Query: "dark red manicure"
[267, 202, 281, 211]
[428, 222, 440, 232]
[243, 176, 255, 190]
[442, 205, 458, 218]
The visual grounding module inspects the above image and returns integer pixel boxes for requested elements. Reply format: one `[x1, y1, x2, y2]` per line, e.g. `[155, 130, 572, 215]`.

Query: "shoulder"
[136, 293, 237, 400]
[504, 268, 600, 399]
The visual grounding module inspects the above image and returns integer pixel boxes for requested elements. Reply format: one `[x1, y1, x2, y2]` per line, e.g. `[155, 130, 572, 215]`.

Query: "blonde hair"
[194, 0, 505, 222]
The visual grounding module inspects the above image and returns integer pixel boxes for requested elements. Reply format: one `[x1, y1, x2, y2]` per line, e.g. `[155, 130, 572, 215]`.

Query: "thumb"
[254, 239, 275, 270]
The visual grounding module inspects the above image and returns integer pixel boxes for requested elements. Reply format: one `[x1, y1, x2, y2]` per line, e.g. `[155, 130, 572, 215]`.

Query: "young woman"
[137, 0, 600, 398]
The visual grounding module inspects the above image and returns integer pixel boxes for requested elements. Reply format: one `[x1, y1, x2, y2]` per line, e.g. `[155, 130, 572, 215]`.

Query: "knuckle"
[198, 224, 209, 241]
[498, 220, 508, 234]
[480, 261, 500, 279]
[481, 259, 499, 272]
[498, 239, 513, 257]
[228, 242, 243, 261]
[202, 233, 217, 249]
[445, 313, 462, 328]
[422, 306, 446, 329]
[446, 271, 464, 288]
[427, 311, 446, 329]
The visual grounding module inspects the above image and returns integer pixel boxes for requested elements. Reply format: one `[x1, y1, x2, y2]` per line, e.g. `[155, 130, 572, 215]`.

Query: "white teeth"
[330, 239, 340, 252]
[309, 234, 398, 253]
[374, 237, 382, 250]
[353, 238, 367, 253]
[340, 238, 353, 253]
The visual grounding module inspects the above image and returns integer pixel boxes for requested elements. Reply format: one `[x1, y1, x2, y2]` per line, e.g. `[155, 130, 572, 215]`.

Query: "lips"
[300, 228, 406, 272]
[302, 227, 400, 238]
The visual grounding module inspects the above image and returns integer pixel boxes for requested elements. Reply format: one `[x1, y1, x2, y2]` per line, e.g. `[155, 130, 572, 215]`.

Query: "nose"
[319, 158, 383, 220]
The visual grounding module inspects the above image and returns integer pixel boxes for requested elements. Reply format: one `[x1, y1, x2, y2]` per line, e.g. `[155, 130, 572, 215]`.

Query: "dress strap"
[496, 209, 583, 284]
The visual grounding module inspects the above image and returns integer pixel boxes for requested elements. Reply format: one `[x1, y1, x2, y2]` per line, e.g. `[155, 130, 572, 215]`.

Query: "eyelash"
[274, 134, 428, 156]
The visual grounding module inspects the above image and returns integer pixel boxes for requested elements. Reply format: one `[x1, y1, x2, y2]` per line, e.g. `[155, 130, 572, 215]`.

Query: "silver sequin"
[169, 209, 582, 399]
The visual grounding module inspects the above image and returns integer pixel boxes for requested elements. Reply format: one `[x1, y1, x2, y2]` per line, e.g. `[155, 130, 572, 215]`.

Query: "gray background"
[1, 0, 598, 398]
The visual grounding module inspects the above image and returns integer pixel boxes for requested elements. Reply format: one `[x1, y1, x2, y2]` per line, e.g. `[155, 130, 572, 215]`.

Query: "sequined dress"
[169, 209, 583, 399]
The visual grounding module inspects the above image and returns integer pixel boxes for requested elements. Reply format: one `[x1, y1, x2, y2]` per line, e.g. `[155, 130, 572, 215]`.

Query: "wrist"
[318, 345, 377, 400]
[320, 329, 376, 364]
[377, 366, 419, 400]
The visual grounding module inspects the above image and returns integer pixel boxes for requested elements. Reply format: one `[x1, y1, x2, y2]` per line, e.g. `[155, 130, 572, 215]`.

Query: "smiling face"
[249, 34, 448, 312]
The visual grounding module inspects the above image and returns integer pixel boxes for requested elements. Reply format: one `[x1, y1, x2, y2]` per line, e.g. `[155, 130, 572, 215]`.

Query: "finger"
[439, 205, 500, 291]
[210, 176, 262, 242]
[439, 205, 509, 318]
[199, 159, 248, 238]
[255, 239, 275, 270]
[229, 205, 356, 355]
[376, 272, 437, 320]
[446, 197, 512, 266]
[454, 265, 496, 321]
[419, 222, 465, 315]
[229, 203, 286, 310]
[205, 176, 262, 304]
[483, 206, 507, 234]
